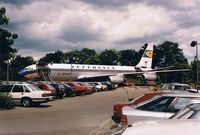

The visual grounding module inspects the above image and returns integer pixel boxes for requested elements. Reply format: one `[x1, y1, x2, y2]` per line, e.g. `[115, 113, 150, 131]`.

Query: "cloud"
[79, 0, 135, 8]
[145, 0, 199, 11]
[0, 0, 33, 6]
[0, 0, 200, 62]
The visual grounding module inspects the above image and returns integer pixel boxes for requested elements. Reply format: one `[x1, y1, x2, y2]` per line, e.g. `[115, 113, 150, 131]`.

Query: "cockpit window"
[25, 67, 33, 70]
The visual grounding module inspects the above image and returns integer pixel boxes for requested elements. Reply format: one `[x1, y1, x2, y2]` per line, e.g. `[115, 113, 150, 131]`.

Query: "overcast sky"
[1, 0, 200, 62]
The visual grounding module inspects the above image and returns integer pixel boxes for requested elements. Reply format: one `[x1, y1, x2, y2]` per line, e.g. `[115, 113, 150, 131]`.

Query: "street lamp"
[6, 59, 11, 83]
[191, 41, 200, 87]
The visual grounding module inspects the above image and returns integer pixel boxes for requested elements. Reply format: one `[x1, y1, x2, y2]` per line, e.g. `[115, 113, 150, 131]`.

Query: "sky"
[1, 0, 200, 62]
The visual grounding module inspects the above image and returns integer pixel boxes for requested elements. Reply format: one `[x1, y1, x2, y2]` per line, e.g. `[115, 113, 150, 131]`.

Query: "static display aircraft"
[18, 44, 189, 83]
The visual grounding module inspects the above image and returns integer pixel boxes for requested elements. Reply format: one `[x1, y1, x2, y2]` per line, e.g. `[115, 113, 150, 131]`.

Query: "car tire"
[21, 98, 32, 107]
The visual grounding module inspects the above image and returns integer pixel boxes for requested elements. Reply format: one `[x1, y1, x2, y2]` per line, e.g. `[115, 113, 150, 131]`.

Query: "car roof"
[124, 120, 200, 135]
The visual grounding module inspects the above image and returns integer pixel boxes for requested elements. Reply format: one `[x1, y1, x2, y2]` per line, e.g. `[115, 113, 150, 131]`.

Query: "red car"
[65, 82, 88, 95]
[112, 92, 165, 124]
[76, 82, 93, 94]
[123, 81, 134, 86]
[33, 82, 56, 97]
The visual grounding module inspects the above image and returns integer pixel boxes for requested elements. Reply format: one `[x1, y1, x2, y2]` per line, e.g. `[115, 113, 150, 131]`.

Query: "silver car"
[160, 83, 198, 93]
[122, 93, 200, 125]
[170, 103, 200, 120]
[121, 119, 200, 135]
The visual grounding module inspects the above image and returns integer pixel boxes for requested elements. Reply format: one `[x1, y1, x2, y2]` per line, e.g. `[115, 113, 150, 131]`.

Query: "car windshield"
[137, 96, 175, 112]
[170, 107, 195, 119]
[28, 84, 42, 91]
[46, 84, 56, 90]
[183, 85, 193, 89]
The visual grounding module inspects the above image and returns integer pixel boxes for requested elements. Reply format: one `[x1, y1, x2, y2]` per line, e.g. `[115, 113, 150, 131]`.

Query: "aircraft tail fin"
[136, 44, 154, 69]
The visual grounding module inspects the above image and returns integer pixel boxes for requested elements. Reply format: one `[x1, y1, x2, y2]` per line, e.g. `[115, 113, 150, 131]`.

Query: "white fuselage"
[48, 64, 137, 81]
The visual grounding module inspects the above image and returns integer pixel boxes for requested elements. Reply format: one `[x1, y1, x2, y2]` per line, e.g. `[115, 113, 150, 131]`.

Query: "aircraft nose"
[18, 68, 38, 80]
[18, 69, 26, 77]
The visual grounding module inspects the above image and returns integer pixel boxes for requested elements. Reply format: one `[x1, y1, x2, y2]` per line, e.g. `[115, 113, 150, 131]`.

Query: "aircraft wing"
[76, 68, 191, 82]
[120, 69, 191, 75]
[77, 69, 190, 79]
[153, 69, 191, 73]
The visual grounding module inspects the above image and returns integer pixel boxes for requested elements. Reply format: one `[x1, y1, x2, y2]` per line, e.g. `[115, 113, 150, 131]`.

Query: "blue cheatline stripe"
[18, 69, 37, 76]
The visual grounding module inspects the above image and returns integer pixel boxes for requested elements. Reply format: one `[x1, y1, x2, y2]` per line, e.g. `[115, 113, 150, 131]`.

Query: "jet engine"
[141, 72, 157, 81]
[108, 76, 125, 84]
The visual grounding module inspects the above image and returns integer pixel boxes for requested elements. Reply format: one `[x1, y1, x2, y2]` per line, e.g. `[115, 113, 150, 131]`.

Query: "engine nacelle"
[141, 72, 157, 81]
[108, 76, 125, 84]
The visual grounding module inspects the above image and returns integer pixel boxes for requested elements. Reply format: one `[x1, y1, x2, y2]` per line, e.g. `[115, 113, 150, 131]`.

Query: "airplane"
[18, 44, 189, 83]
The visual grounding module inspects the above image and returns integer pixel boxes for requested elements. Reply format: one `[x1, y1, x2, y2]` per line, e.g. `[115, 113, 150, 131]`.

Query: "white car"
[160, 83, 198, 93]
[121, 119, 200, 135]
[0, 82, 53, 107]
[122, 93, 200, 125]
[93, 82, 108, 91]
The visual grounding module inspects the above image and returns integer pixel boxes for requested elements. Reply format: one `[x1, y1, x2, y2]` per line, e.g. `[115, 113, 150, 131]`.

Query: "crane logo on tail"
[144, 50, 153, 58]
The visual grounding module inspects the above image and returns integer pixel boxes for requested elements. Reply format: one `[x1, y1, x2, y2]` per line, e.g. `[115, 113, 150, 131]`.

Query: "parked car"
[122, 93, 200, 125]
[76, 82, 93, 94]
[123, 81, 134, 86]
[160, 83, 198, 93]
[102, 82, 116, 90]
[85, 82, 97, 92]
[65, 82, 87, 95]
[48, 82, 65, 99]
[93, 82, 107, 91]
[119, 119, 200, 135]
[170, 103, 200, 120]
[112, 103, 200, 135]
[0, 82, 53, 107]
[33, 81, 56, 97]
[62, 83, 76, 97]
[112, 92, 165, 123]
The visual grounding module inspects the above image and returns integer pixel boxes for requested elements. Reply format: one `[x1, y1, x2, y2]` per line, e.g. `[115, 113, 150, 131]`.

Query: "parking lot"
[0, 86, 150, 135]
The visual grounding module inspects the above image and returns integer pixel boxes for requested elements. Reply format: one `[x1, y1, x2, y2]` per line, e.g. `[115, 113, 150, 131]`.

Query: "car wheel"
[21, 98, 32, 107]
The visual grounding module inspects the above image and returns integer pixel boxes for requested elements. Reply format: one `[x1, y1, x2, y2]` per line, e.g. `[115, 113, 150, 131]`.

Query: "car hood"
[122, 119, 200, 135]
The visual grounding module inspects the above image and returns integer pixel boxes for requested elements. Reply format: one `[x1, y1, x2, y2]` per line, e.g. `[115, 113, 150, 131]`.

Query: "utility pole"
[191, 41, 200, 88]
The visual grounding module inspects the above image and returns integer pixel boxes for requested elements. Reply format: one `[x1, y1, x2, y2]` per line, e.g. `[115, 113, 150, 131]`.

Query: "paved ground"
[0, 86, 150, 135]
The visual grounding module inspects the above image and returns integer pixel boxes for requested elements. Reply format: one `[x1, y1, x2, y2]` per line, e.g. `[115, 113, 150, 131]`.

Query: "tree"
[119, 49, 138, 66]
[99, 49, 119, 65]
[153, 41, 188, 68]
[84, 54, 100, 64]
[65, 50, 82, 64]
[39, 50, 65, 63]
[10, 55, 36, 80]
[79, 48, 96, 64]
[0, 7, 18, 80]
[152, 41, 189, 83]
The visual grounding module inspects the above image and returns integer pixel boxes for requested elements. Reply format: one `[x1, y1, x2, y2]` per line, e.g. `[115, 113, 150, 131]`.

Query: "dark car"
[48, 82, 65, 99]
[61, 83, 76, 97]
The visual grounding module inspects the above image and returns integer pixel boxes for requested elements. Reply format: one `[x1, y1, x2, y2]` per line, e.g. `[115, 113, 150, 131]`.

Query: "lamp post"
[191, 41, 200, 87]
[6, 59, 11, 83]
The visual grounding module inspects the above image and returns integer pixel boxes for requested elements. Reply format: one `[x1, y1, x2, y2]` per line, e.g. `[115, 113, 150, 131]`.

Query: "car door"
[11, 85, 25, 103]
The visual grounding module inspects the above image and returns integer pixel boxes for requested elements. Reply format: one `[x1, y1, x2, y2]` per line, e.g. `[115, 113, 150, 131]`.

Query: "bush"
[0, 93, 15, 109]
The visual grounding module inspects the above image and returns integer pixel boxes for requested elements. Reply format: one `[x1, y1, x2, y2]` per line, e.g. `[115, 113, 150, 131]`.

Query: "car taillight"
[121, 115, 128, 125]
